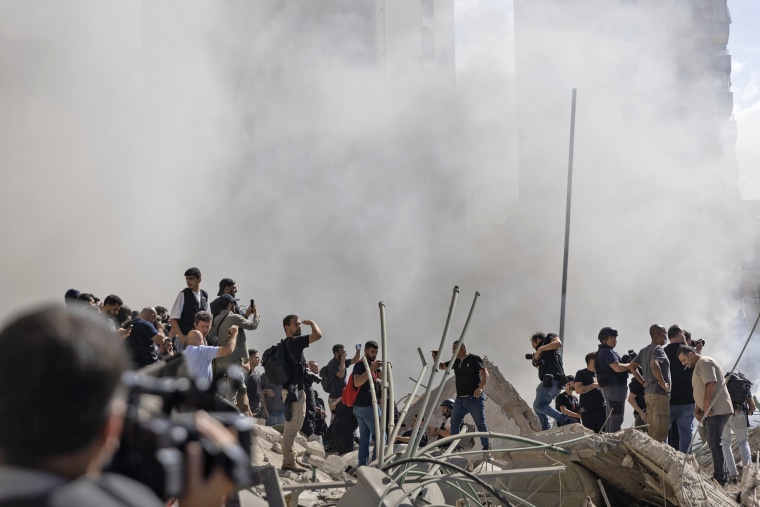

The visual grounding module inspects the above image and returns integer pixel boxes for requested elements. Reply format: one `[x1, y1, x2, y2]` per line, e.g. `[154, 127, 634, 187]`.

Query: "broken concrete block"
[306, 440, 326, 458]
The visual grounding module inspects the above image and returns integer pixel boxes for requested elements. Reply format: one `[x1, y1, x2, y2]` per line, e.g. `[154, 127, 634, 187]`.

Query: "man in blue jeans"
[664, 324, 695, 453]
[352, 341, 383, 466]
[530, 332, 574, 430]
[433, 340, 490, 450]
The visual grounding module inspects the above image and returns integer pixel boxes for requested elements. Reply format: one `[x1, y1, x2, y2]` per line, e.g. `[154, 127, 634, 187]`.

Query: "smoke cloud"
[0, 0, 754, 420]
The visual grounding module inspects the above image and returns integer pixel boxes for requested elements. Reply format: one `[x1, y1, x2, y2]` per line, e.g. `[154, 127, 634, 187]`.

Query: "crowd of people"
[1, 266, 750, 507]
[533, 324, 754, 487]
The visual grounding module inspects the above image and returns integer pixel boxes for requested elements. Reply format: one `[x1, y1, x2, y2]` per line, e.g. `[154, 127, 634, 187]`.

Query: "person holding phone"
[326, 343, 362, 422]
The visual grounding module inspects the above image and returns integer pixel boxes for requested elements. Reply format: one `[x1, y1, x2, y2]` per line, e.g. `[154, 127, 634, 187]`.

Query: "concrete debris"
[240, 361, 759, 507]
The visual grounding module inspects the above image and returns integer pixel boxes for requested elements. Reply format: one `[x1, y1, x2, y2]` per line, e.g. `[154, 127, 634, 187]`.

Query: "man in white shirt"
[184, 326, 237, 386]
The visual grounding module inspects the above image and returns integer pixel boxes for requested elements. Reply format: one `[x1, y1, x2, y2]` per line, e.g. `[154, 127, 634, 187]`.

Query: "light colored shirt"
[0, 465, 67, 502]
[184, 345, 218, 384]
[169, 290, 211, 320]
[693, 356, 733, 416]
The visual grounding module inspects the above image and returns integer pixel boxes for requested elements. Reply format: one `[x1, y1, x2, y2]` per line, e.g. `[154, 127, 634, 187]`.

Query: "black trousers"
[580, 405, 606, 433]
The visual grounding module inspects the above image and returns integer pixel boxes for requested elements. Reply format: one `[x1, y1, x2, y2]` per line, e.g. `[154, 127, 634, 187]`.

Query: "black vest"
[178, 288, 208, 335]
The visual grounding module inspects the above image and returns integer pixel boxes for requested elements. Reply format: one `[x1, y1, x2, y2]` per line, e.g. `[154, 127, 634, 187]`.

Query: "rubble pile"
[238, 361, 759, 506]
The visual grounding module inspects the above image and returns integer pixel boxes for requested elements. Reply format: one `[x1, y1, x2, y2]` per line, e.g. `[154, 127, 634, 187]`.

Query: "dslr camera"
[305, 368, 322, 385]
[525, 353, 544, 367]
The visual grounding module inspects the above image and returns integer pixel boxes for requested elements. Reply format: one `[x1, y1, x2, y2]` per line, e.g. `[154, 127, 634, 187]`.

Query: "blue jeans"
[533, 379, 572, 430]
[600, 384, 627, 432]
[451, 394, 489, 450]
[669, 403, 695, 454]
[266, 410, 285, 427]
[353, 405, 380, 467]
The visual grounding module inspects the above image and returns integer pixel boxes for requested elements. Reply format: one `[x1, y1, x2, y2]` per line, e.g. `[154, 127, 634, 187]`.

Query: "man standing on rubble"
[664, 324, 695, 453]
[352, 340, 383, 467]
[678, 345, 733, 486]
[631, 325, 670, 442]
[574, 352, 607, 433]
[433, 340, 490, 450]
[595, 327, 644, 432]
[530, 332, 574, 430]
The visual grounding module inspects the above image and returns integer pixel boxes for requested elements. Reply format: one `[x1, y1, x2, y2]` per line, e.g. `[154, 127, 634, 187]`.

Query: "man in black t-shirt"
[555, 375, 581, 426]
[574, 352, 607, 433]
[352, 340, 382, 466]
[326, 343, 361, 422]
[432, 340, 490, 450]
[628, 369, 647, 432]
[280, 315, 322, 473]
[664, 324, 695, 453]
[124, 307, 165, 369]
[530, 332, 573, 430]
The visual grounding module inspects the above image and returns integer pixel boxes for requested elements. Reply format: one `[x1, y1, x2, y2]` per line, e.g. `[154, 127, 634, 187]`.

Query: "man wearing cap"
[211, 278, 247, 318]
[211, 293, 261, 415]
[595, 327, 643, 432]
[631, 325, 670, 442]
[428, 399, 455, 440]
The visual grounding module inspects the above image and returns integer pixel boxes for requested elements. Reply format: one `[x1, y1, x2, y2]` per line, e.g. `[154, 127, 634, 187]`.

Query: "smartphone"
[250, 299, 255, 307]
[356, 344, 361, 350]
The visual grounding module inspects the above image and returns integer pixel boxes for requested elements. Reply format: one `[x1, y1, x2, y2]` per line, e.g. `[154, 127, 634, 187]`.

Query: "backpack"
[261, 340, 293, 386]
[726, 371, 753, 407]
[319, 364, 333, 392]
[341, 374, 359, 407]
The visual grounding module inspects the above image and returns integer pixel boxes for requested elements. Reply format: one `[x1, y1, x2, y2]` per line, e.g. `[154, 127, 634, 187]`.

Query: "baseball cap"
[219, 294, 239, 307]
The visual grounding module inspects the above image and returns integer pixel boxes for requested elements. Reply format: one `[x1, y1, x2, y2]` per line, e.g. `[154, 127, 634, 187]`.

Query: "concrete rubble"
[238, 361, 759, 507]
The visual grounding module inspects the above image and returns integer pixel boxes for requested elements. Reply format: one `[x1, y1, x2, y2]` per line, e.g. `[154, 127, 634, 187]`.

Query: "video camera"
[620, 349, 637, 363]
[108, 371, 254, 500]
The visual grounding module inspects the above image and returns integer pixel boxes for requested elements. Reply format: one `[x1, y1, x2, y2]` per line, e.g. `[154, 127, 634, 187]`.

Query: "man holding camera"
[0, 306, 237, 507]
[529, 332, 574, 430]
[596, 327, 644, 432]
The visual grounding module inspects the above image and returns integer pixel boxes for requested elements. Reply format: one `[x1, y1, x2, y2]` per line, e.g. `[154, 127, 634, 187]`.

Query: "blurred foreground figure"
[0, 306, 234, 507]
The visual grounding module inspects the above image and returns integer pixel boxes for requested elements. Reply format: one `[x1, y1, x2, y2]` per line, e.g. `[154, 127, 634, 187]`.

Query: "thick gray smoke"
[0, 1, 751, 421]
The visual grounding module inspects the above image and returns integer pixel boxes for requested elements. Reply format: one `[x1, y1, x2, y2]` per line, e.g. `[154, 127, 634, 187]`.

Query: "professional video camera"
[620, 349, 637, 363]
[108, 371, 254, 500]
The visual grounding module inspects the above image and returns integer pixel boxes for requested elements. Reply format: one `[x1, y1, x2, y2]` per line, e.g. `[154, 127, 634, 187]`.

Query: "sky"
[0, 0, 759, 428]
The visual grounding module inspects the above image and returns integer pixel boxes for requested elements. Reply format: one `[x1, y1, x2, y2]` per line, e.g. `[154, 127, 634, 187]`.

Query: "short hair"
[332, 344, 345, 354]
[0, 306, 127, 465]
[103, 294, 123, 307]
[116, 305, 132, 324]
[283, 314, 298, 328]
[155, 306, 168, 315]
[684, 330, 691, 341]
[248, 349, 258, 356]
[530, 332, 545, 343]
[677, 345, 696, 357]
[585, 352, 596, 365]
[78, 293, 95, 303]
[194, 310, 212, 324]
[365, 340, 379, 350]
[667, 325, 683, 338]
[184, 267, 201, 278]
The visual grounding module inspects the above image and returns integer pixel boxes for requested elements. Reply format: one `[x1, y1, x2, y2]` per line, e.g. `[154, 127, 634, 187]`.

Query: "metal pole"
[404, 286, 460, 458]
[362, 356, 382, 467]
[412, 291, 481, 457]
[387, 349, 428, 452]
[384, 362, 395, 459]
[559, 88, 577, 346]
[378, 301, 387, 467]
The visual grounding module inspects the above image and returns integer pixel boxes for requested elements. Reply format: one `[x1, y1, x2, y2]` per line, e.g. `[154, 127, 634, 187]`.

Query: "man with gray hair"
[124, 307, 166, 369]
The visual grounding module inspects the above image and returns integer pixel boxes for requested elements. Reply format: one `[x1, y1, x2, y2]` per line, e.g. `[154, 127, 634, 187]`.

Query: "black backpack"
[261, 340, 293, 386]
[319, 364, 333, 392]
[726, 371, 752, 406]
